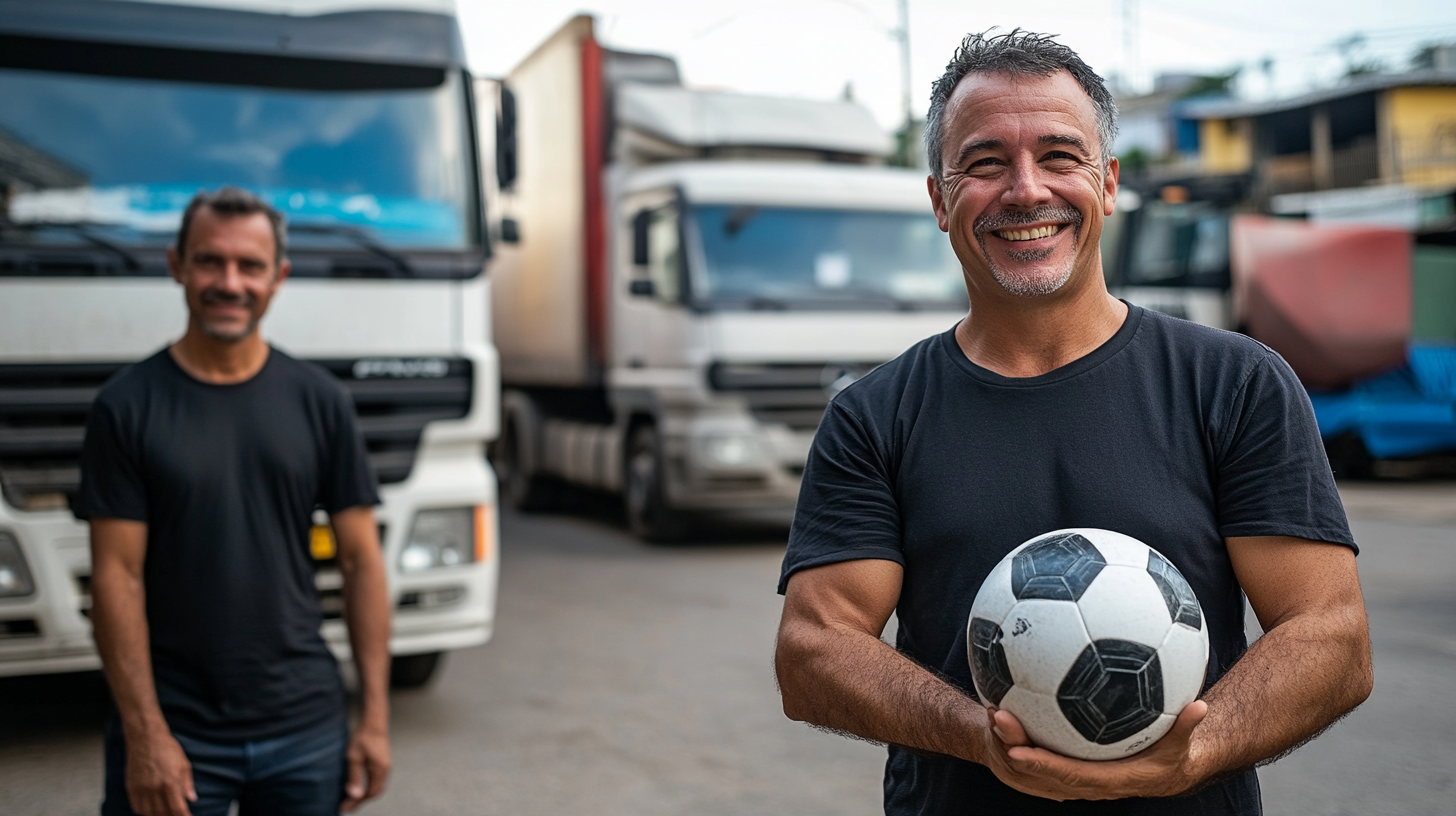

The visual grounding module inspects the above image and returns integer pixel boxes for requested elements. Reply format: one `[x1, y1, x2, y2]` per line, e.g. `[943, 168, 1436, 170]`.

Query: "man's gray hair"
[176, 187, 287, 264]
[924, 29, 1119, 180]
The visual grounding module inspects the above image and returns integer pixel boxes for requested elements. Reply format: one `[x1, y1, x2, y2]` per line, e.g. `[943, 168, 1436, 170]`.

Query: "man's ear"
[1103, 156, 1120, 217]
[167, 247, 184, 284]
[274, 258, 291, 287]
[928, 175, 950, 232]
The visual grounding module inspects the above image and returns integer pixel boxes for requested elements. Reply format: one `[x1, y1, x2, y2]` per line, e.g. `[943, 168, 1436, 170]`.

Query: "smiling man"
[79, 188, 391, 816]
[774, 31, 1372, 815]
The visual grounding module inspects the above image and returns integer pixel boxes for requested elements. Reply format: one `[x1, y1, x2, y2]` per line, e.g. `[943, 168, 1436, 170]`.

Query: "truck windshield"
[690, 206, 966, 310]
[1125, 201, 1231, 288]
[0, 63, 475, 265]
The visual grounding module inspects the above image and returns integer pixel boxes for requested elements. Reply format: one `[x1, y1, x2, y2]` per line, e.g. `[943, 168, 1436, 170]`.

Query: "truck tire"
[625, 424, 688, 542]
[390, 651, 444, 688]
[496, 410, 557, 511]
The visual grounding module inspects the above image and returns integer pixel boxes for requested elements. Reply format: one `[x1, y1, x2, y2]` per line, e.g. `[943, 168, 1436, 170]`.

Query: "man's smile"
[993, 224, 1065, 242]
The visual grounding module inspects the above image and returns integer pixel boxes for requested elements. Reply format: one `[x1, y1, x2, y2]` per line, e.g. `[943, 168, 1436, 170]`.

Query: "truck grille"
[0, 357, 472, 511]
[707, 361, 879, 431]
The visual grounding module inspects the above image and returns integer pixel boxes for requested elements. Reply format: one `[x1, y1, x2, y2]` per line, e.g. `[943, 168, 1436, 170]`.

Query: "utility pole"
[896, 0, 912, 129]
[1123, 0, 1139, 95]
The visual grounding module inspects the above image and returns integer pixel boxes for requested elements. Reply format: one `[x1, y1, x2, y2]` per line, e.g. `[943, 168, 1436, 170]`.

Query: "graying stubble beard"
[197, 288, 260, 342]
[974, 206, 1084, 298]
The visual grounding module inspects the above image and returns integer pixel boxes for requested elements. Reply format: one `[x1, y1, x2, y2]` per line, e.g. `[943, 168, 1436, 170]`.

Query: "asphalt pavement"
[1, 483, 1453, 815]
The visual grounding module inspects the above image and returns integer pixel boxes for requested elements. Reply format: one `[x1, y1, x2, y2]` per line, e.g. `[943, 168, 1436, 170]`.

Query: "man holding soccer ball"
[774, 29, 1371, 815]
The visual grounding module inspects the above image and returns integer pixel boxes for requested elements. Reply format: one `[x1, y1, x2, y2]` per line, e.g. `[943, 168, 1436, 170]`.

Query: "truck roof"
[625, 162, 936, 213]
[617, 84, 893, 159]
[0, 0, 464, 68]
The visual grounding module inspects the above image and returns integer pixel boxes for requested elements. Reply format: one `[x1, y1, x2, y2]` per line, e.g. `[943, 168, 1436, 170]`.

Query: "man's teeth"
[997, 225, 1060, 241]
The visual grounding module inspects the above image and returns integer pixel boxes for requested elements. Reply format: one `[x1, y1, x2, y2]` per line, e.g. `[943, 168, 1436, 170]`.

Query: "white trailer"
[0, 0, 499, 687]
[486, 17, 966, 539]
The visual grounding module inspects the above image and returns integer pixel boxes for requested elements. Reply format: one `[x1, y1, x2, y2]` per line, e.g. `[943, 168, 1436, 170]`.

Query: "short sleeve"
[318, 385, 380, 514]
[1214, 351, 1356, 551]
[778, 401, 905, 594]
[75, 397, 148, 522]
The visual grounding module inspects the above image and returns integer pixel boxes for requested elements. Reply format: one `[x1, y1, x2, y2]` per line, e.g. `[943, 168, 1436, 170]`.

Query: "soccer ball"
[967, 528, 1209, 760]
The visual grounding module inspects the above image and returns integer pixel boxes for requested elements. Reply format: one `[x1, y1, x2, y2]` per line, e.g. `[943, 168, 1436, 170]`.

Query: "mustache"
[974, 206, 1084, 237]
[200, 288, 257, 309]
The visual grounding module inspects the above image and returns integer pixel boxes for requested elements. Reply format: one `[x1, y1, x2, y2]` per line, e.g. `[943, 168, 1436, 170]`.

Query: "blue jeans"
[103, 716, 348, 816]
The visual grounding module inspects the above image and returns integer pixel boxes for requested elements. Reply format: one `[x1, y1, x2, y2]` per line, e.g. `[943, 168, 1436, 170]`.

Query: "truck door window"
[646, 207, 682, 304]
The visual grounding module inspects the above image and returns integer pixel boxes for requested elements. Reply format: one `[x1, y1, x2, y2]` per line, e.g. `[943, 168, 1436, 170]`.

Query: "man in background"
[80, 187, 392, 815]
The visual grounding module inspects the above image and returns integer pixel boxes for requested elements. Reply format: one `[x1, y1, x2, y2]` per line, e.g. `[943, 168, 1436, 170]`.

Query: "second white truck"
[485, 17, 965, 539]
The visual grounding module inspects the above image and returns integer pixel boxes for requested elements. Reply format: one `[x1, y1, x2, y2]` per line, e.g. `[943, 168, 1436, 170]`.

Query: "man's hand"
[976, 702, 1209, 801]
[125, 730, 197, 816]
[342, 724, 391, 812]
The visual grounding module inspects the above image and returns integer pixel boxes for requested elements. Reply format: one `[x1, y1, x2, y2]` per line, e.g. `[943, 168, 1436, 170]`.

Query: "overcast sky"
[456, 0, 1456, 130]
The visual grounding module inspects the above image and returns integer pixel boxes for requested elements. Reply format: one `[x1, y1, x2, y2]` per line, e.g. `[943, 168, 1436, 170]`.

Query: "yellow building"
[1186, 71, 1456, 195]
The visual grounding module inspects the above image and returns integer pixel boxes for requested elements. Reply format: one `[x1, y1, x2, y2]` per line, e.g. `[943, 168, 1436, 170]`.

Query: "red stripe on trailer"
[580, 33, 607, 372]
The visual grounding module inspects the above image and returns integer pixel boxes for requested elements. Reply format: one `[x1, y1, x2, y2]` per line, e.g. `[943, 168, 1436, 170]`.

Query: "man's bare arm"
[89, 518, 196, 816]
[333, 505, 392, 812]
[991, 536, 1372, 800]
[775, 559, 999, 763]
[1187, 536, 1372, 774]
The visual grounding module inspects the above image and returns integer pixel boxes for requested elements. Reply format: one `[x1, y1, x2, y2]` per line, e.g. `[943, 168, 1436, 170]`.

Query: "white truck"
[487, 17, 966, 539]
[0, 0, 499, 687]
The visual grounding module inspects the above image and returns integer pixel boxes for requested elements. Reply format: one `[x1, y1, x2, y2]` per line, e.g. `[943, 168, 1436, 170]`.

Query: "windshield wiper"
[288, 223, 413, 276]
[0, 220, 143, 271]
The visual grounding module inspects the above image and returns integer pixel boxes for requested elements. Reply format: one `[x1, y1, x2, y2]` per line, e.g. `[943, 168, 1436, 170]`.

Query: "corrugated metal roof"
[1181, 69, 1456, 120]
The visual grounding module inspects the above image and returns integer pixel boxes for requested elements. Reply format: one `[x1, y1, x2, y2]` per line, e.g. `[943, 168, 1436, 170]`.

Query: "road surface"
[2, 483, 1453, 815]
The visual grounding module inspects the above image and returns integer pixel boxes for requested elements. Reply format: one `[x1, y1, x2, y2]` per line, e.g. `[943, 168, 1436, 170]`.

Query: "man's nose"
[217, 261, 247, 290]
[1000, 160, 1052, 209]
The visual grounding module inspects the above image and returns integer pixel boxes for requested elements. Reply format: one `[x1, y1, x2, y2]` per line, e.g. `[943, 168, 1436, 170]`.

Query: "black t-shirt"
[76, 347, 379, 742]
[779, 305, 1355, 816]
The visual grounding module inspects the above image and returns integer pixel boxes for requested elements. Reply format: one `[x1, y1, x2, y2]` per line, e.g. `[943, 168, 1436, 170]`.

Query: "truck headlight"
[702, 435, 755, 467]
[0, 532, 36, 598]
[399, 507, 486, 572]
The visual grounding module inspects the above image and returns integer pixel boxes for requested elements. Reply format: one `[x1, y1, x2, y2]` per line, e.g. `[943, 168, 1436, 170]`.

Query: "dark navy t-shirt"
[779, 305, 1355, 816]
[76, 347, 378, 742]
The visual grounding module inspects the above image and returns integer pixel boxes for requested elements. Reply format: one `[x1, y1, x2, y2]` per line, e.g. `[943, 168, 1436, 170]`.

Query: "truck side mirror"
[632, 210, 651, 266]
[628, 279, 655, 297]
[496, 86, 518, 191]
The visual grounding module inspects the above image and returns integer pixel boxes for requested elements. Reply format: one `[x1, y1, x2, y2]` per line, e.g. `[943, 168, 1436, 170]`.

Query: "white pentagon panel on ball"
[998, 599, 1092, 696]
[1075, 565, 1173, 648]
[1077, 528, 1152, 568]
[969, 553, 1019, 626]
[1157, 620, 1211, 715]
[998, 686, 1102, 761]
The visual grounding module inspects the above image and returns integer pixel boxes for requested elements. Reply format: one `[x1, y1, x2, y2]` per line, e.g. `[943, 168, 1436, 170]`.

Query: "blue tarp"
[1307, 345, 1456, 458]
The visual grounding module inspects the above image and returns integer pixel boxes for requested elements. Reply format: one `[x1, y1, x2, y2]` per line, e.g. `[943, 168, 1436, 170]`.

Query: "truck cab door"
[617, 191, 692, 371]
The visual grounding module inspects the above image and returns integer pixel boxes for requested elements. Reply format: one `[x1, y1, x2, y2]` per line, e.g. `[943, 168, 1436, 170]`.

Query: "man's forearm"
[91, 564, 169, 740]
[776, 618, 991, 763]
[341, 551, 391, 729]
[1188, 603, 1372, 781]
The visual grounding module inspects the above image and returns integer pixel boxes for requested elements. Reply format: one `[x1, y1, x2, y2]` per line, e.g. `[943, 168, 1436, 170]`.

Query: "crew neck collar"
[164, 344, 275, 388]
[940, 302, 1144, 388]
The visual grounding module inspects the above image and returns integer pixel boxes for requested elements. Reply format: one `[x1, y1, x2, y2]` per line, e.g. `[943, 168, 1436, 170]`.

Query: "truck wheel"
[497, 414, 557, 511]
[625, 424, 688, 542]
[390, 651, 444, 688]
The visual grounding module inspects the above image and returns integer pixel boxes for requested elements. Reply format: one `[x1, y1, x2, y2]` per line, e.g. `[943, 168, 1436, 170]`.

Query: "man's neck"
[168, 324, 271, 385]
[954, 279, 1129, 379]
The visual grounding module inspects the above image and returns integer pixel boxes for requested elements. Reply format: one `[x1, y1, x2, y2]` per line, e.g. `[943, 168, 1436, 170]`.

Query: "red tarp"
[1230, 215, 1411, 389]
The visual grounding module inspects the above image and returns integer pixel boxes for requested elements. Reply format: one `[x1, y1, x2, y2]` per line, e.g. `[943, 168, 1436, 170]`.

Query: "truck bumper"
[661, 414, 812, 511]
[0, 507, 97, 677]
[0, 446, 500, 679]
